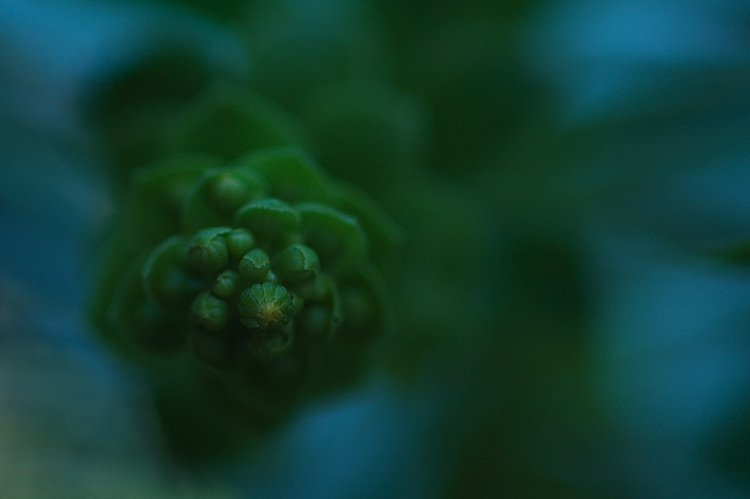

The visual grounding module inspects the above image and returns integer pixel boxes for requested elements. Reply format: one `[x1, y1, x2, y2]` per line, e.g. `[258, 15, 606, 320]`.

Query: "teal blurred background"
[2, 0, 750, 496]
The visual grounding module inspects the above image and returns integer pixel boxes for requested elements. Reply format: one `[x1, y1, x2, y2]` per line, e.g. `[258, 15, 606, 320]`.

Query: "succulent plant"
[90, 145, 400, 456]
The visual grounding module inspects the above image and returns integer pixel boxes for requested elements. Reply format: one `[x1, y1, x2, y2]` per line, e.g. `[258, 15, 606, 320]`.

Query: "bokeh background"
[2, 0, 750, 496]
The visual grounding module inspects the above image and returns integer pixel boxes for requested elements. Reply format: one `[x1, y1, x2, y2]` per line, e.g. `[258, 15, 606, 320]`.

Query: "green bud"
[187, 227, 231, 272]
[292, 274, 330, 301]
[288, 293, 304, 316]
[273, 244, 319, 284]
[191, 292, 229, 332]
[296, 275, 341, 344]
[237, 282, 296, 331]
[207, 172, 251, 213]
[181, 168, 267, 233]
[238, 248, 271, 282]
[212, 270, 240, 299]
[234, 198, 302, 241]
[224, 228, 255, 261]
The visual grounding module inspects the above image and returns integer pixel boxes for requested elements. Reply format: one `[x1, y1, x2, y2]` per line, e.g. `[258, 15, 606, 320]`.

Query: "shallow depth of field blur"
[2, 0, 750, 497]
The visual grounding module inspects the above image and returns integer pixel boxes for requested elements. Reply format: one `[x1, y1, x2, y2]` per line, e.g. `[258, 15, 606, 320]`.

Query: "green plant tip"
[212, 270, 240, 299]
[274, 244, 319, 284]
[237, 282, 296, 332]
[187, 227, 231, 272]
[224, 228, 256, 261]
[238, 248, 271, 282]
[208, 173, 250, 213]
[191, 292, 229, 332]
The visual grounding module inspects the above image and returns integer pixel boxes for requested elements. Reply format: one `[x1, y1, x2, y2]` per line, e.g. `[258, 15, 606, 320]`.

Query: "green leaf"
[339, 262, 395, 342]
[103, 254, 188, 357]
[297, 203, 368, 273]
[141, 236, 204, 309]
[303, 80, 426, 193]
[240, 146, 330, 203]
[329, 179, 405, 256]
[165, 85, 307, 161]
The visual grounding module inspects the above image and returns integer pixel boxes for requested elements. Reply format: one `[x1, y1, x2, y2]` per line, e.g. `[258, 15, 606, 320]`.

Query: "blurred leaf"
[165, 84, 308, 161]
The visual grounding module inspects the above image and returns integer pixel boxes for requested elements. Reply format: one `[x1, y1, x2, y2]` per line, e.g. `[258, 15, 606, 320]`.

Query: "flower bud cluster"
[93, 146, 396, 416]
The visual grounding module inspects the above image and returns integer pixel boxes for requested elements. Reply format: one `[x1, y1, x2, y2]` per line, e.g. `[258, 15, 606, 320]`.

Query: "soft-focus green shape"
[244, 146, 330, 203]
[165, 85, 308, 161]
[142, 235, 199, 309]
[303, 80, 427, 193]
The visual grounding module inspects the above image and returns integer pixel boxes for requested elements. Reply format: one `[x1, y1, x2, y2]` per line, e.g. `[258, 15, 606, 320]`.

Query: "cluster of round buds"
[93, 146, 399, 417]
